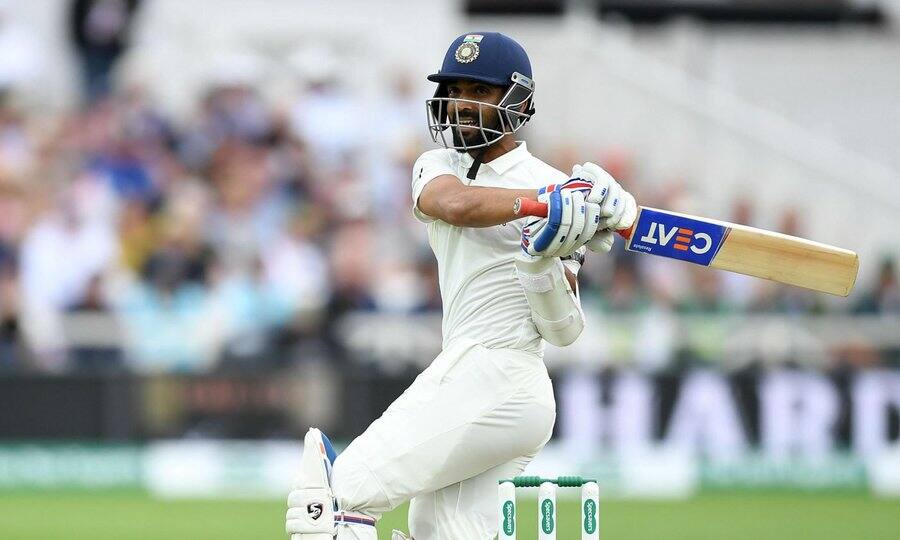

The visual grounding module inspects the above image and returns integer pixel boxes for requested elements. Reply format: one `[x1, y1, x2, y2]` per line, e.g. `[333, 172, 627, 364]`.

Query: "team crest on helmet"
[455, 42, 480, 64]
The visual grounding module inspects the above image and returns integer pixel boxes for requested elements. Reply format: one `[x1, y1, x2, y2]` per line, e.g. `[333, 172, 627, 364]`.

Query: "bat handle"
[513, 197, 634, 240]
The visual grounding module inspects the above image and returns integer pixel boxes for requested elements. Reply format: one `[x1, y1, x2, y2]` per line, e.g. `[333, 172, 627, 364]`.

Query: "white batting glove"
[522, 188, 572, 257]
[522, 190, 602, 259]
[553, 191, 605, 258]
[572, 162, 638, 253]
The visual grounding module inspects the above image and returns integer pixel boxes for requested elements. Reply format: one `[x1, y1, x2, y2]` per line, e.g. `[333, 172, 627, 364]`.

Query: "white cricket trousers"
[331, 338, 556, 539]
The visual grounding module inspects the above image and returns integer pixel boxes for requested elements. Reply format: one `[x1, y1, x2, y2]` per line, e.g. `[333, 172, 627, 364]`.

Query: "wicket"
[498, 476, 600, 539]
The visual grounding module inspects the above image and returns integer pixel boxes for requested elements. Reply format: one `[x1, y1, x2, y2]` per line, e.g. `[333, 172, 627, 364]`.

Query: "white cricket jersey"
[411, 142, 568, 355]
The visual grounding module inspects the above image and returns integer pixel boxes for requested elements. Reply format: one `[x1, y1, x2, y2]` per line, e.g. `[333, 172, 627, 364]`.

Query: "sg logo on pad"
[626, 208, 728, 266]
[307, 502, 324, 521]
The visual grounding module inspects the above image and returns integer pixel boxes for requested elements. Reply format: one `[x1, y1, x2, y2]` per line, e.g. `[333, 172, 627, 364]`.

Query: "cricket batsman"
[286, 32, 637, 539]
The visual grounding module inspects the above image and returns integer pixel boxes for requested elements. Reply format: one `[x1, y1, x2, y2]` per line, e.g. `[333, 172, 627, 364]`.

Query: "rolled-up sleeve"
[411, 150, 456, 223]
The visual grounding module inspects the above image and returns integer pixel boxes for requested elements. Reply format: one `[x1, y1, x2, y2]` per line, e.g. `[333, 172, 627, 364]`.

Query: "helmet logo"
[455, 42, 480, 64]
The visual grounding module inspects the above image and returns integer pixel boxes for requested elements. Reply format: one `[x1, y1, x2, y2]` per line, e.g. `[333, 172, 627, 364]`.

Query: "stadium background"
[0, 0, 899, 538]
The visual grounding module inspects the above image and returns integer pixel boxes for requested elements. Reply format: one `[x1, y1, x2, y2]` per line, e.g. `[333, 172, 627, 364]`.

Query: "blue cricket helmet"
[426, 32, 536, 152]
[427, 32, 532, 86]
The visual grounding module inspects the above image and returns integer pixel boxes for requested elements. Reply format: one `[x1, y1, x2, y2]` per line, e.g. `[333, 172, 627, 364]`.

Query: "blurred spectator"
[206, 141, 287, 269]
[65, 273, 123, 371]
[854, 257, 900, 314]
[327, 221, 377, 316]
[599, 259, 649, 313]
[413, 250, 442, 313]
[69, 0, 141, 103]
[0, 98, 36, 177]
[178, 81, 275, 179]
[117, 217, 215, 372]
[117, 199, 156, 272]
[19, 186, 117, 368]
[209, 256, 286, 367]
[260, 210, 330, 317]
[268, 127, 316, 204]
[0, 2, 42, 98]
[0, 259, 23, 369]
[288, 46, 364, 167]
[369, 70, 427, 224]
[678, 267, 731, 313]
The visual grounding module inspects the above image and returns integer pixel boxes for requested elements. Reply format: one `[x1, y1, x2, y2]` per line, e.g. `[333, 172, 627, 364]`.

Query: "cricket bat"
[514, 198, 859, 297]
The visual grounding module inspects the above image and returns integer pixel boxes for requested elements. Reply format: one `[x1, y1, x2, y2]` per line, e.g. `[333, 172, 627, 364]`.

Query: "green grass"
[0, 490, 898, 539]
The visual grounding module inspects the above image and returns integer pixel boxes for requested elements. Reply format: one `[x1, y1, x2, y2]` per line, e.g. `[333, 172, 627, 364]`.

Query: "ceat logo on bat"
[626, 208, 728, 266]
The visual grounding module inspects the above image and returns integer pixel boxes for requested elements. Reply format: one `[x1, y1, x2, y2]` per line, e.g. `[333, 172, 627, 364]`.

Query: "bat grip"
[514, 198, 634, 240]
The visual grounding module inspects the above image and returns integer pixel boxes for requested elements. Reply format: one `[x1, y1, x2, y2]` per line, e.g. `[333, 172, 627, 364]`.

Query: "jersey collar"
[485, 141, 530, 175]
[460, 141, 530, 176]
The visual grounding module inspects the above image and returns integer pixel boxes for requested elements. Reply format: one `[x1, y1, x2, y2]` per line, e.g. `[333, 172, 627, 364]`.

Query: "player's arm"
[417, 174, 537, 227]
[515, 247, 586, 347]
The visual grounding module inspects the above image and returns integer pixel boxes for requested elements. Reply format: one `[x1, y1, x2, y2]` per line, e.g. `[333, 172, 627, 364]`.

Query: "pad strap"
[335, 512, 377, 527]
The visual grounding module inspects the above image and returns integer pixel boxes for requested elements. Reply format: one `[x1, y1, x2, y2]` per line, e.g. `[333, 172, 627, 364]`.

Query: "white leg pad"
[286, 428, 338, 539]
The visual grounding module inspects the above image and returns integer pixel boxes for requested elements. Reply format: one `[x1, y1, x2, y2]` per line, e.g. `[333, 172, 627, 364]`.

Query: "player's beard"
[451, 108, 503, 151]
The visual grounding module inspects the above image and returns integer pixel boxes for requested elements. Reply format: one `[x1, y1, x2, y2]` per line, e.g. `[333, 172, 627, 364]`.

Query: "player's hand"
[586, 230, 615, 253]
[573, 162, 637, 252]
[523, 177, 602, 257]
[538, 176, 594, 197]
[521, 187, 572, 256]
[521, 188, 601, 258]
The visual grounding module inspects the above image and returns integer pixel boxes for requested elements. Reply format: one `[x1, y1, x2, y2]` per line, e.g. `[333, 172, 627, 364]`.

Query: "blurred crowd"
[0, 1, 896, 375]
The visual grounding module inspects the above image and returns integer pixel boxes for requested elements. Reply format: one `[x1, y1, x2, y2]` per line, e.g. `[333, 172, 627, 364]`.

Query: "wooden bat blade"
[710, 225, 859, 297]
